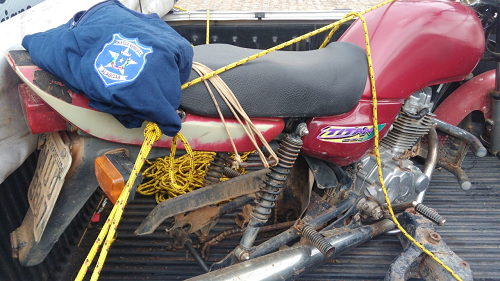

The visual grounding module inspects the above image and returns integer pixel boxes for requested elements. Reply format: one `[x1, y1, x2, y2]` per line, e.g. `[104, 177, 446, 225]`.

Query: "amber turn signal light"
[95, 149, 138, 204]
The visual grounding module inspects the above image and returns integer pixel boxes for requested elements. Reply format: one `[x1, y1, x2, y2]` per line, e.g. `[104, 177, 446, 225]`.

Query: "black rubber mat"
[68, 154, 500, 280]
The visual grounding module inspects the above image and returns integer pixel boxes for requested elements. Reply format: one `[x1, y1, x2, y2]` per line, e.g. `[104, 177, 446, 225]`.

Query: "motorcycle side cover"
[302, 0, 485, 166]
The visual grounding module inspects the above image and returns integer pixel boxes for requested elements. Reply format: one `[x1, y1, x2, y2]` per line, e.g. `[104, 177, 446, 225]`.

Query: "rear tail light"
[18, 83, 67, 134]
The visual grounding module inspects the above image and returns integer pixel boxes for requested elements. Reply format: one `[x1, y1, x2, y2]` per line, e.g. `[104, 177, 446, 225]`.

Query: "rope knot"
[145, 122, 163, 141]
[231, 154, 242, 169]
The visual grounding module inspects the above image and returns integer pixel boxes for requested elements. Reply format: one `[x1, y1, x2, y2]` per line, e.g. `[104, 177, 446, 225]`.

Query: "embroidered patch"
[94, 33, 153, 87]
[317, 124, 386, 143]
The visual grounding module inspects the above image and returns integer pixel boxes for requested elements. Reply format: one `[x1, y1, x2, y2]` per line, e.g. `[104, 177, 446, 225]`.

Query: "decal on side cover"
[94, 33, 153, 87]
[318, 124, 386, 143]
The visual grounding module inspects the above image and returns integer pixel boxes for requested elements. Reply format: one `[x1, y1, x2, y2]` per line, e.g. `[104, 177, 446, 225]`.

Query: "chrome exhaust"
[187, 219, 395, 281]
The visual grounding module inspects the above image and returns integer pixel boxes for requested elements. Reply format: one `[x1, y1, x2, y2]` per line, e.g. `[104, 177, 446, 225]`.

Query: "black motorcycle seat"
[180, 42, 368, 118]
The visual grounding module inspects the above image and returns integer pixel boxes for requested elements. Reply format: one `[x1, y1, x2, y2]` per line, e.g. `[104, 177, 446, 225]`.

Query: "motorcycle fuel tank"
[302, 0, 485, 166]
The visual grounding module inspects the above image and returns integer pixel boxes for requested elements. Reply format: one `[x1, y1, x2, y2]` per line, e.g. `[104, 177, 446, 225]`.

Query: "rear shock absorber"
[235, 123, 308, 261]
[203, 153, 226, 186]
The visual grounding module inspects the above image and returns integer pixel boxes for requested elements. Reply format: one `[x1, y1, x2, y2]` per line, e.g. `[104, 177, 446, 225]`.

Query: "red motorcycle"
[5, 0, 500, 280]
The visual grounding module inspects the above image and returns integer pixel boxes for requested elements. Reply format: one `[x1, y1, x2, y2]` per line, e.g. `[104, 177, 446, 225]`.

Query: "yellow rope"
[137, 151, 253, 204]
[206, 9, 210, 44]
[352, 11, 462, 281]
[75, 122, 163, 281]
[173, 5, 188, 12]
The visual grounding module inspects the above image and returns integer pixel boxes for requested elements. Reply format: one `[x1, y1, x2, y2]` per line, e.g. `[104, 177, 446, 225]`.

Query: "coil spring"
[414, 203, 446, 226]
[223, 167, 242, 178]
[203, 153, 226, 186]
[252, 134, 302, 222]
[301, 224, 335, 257]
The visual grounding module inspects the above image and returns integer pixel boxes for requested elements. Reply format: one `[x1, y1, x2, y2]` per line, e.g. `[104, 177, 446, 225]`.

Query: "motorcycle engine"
[353, 88, 434, 219]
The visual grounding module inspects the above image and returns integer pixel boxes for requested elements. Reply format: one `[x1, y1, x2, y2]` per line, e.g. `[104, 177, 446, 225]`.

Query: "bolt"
[296, 123, 309, 137]
[371, 206, 383, 220]
[460, 261, 469, 268]
[428, 231, 441, 243]
[240, 252, 250, 261]
[362, 203, 370, 211]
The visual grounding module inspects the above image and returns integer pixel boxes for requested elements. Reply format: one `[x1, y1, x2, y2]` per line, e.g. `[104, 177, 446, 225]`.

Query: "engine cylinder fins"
[252, 134, 302, 221]
[412, 201, 446, 226]
[381, 113, 434, 153]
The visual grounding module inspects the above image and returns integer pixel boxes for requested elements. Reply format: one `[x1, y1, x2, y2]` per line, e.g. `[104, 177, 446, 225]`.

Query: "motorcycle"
[3, 0, 500, 280]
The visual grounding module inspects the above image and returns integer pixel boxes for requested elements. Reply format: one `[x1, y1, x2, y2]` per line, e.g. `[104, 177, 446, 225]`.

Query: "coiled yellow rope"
[137, 151, 252, 204]
[350, 11, 462, 281]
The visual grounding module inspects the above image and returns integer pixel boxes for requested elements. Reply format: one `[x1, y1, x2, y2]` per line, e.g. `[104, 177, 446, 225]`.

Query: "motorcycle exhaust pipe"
[187, 219, 395, 281]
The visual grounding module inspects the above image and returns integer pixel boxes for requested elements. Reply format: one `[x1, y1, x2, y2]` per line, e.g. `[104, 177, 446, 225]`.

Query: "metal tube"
[187, 220, 395, 281]
[387, 126, 439, 235]
[417, 126, 439, 203]
[249, 192, 356, 259]
[432, 118, 487, 157]
[185, 242, 210, 273]
[438, 159, 471, 190]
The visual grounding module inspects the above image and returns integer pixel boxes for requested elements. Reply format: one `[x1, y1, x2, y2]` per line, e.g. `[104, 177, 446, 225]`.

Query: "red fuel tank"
[302, 0, 484, 165]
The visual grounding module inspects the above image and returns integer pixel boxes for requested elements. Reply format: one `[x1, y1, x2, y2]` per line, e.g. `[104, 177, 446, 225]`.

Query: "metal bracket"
[385, 210, 473, 281]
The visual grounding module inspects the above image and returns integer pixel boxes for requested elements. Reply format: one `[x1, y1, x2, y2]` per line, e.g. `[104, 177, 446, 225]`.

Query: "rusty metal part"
[187, 219, 396, 281]
[200, 221, 295, 260]
[432, 118, 487, 158]
[438, 158, 471, 190]
[222, 166, 241, 178]
[322, 196, 366, 232]
[171, 194, 254, 236]
[235, 204, 252, 229]
[203, 153, 226, 186]
[170, 228, 209, 273]
[385, 210, 472, 281]
[135, 168, 269, 235]
[249, 191, 357, 259]
[210, 192, 356, 271]
[236, 131, 304, 261]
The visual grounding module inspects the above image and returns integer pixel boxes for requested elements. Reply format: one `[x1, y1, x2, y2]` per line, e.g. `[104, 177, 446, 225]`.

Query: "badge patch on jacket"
[94, 33, 153, 87]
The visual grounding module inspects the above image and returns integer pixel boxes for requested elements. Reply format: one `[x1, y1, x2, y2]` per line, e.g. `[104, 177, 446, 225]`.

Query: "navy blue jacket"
[22, 0, 193, 136]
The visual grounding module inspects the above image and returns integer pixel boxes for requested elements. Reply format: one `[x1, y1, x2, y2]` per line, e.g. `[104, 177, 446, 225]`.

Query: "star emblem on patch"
[94, 33, 153, 87]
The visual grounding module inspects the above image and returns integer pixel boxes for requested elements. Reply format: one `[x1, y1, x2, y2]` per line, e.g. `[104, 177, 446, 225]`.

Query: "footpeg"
[299, 223, 335, 258]
[412, 202, 446, 226]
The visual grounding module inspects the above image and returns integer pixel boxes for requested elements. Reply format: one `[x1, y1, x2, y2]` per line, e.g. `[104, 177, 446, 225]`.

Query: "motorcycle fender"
[433, 70, 494, 126]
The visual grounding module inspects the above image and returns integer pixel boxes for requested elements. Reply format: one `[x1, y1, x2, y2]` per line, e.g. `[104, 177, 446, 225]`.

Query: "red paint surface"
[302, 100, 401, 166]
[18, 83, 67, 134]
[301, 0, 484, 165]
[339, 0, 484, 100]
[434, 70, 494, 125]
